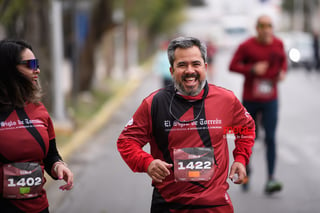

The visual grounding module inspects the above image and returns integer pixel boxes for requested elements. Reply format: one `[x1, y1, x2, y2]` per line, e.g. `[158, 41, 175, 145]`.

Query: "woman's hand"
[52, 161, 74, 190]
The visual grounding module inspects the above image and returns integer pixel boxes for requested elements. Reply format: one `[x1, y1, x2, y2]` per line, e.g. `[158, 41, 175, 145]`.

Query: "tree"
[66, 0, 186, 93]
[0, 0, 187, 109]
[0, 0, 53, 109]
[114, 0, 186, 64]
[282, 0, 319, 32]
[77, 0, 114, 91]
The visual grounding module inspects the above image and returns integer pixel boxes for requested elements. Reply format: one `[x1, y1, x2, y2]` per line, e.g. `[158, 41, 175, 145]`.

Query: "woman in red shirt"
[0, 39, 73, 212]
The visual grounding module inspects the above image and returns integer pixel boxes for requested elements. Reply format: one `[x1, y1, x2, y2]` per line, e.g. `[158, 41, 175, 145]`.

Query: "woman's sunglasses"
[19, 59, 39, 70]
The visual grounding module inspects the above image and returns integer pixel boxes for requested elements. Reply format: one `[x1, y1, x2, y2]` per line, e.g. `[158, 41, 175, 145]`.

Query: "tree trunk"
[23, 0, 52, 110]
[78, 0, 114, 91]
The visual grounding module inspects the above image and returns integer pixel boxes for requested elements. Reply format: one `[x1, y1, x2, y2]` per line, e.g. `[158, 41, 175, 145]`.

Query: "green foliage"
[56, 77, 124, 145]
[70, 77, 123, 128]
[146, 0, 186, 37]
[115, 0, 186, 37]
[0, 0, 27, 27]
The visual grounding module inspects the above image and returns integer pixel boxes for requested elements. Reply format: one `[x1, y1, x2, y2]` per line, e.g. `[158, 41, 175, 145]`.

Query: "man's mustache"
[182, 73, 200, 80]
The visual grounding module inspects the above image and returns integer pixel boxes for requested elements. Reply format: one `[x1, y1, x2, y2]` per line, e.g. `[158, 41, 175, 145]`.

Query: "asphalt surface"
[46, 49, 320, 213]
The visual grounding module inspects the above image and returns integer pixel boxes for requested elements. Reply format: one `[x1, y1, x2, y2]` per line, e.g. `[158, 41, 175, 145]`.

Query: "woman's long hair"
[0, 39, 42, 112]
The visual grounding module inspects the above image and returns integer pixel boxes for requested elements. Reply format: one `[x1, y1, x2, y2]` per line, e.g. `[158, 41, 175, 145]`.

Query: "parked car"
[220, 15, 251, 50]
[278, 32, 314, 71]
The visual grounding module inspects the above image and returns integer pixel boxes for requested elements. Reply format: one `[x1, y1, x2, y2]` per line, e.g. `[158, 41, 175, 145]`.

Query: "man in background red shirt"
[229, 14, 287, 195]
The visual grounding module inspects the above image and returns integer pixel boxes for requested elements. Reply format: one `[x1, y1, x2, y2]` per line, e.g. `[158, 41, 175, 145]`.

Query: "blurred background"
[0, 0, 318, 134]
[1, 0, 320, 212]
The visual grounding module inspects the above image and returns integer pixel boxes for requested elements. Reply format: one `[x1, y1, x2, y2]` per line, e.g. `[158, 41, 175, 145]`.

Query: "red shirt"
[229, 36, 287, 102]
[117, 83, 255, 211]
[0, 103, 55, 212]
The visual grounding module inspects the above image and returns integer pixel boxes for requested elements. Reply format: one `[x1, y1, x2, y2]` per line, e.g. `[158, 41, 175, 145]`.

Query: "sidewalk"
[55, 66, 148, 162]
[46, 68, 161, 213]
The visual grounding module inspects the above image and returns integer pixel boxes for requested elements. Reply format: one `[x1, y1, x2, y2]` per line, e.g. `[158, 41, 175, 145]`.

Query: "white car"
[278, 32, 314, 71]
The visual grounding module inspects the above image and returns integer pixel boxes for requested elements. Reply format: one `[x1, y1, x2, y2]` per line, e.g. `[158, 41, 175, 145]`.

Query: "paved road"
[213, 49, 320, 213]
[46, 70, 161, 213]
[46, 49, 320, 213]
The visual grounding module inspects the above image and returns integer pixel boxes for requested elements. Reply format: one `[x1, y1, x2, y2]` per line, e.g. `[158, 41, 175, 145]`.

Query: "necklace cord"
[169, 93, 205, 124]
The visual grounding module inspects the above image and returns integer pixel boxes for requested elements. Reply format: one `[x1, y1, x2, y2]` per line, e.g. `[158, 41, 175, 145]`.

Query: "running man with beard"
[117, 36, 255, 213]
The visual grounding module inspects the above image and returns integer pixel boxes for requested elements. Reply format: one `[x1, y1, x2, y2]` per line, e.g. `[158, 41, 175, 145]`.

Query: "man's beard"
[173, 73, 206, 96]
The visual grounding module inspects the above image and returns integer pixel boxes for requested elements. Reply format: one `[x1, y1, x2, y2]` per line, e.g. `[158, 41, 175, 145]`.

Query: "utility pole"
[50, 0, 66, 121]
[293, 0, 304, 31]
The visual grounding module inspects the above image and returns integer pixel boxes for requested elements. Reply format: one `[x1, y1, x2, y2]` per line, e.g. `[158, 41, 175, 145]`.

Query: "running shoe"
[265, 180, 282, 194]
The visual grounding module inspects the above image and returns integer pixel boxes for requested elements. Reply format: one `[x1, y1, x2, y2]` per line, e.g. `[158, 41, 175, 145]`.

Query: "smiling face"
[16, 48, 40, 84]
[170, 46, 207, 96]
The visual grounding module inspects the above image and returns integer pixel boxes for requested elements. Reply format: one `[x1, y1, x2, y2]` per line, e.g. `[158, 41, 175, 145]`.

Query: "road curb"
[59, 73, 144, 161]
[45, 72, 144, 187]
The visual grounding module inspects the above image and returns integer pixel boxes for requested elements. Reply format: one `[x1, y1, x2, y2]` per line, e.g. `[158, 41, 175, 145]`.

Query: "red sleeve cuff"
[143, 157, 155, 173]
[234, 154, 247, 166]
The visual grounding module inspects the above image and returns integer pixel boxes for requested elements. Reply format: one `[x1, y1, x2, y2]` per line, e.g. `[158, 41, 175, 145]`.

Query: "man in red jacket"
[117, 36, 255, 212]
[229, 15, 287, 194]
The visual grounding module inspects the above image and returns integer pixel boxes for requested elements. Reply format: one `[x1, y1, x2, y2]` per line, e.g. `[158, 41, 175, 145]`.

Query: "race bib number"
[173, 147, 215, 182]
[2, 162, 44, 199]
[253, 79, 274, 98]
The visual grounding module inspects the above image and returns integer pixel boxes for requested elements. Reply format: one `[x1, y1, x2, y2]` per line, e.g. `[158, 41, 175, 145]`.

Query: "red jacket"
[117, 83, 255, 211]
[229, 36, 287, 102]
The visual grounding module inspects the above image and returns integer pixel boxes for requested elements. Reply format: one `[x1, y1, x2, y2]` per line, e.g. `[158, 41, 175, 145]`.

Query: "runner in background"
[206, 39, 217, 80]
[229, 14, 287, 194]
[153, 40, 172, 87]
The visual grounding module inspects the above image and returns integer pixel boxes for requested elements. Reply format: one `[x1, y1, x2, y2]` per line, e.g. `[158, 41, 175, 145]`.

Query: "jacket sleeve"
[231, 97, 255, 166]
[117, 138, 154, 173]
[43, 138, 62, 179]
[43, 112, 62, 179]
[229, 43, 253, 75]
[117, 99, 154, 173]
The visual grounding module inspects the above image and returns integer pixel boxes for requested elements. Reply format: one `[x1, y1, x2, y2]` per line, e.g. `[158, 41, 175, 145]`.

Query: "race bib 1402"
[2, 162, 44, 199]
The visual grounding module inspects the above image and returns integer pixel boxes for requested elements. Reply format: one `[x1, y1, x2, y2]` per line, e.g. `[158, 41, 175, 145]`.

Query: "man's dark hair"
[167, 36, 207, 67]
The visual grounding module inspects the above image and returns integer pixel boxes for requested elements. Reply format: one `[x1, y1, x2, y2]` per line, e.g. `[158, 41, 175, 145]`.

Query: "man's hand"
[277, 70, 286, 81]
[147, 159, 173, 183]
[252, 61, 269, 76]
[229, 162, 247, 184]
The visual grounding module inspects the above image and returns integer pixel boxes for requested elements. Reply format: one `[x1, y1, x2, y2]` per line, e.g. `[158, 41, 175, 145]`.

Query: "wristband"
[53, 161, 67, 175]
